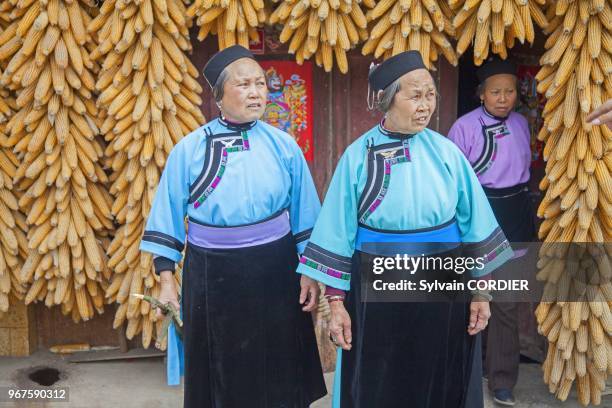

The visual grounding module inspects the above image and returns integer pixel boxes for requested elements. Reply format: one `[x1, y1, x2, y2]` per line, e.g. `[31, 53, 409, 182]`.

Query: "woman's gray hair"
[376, 79, 401, 113]
[368, 65, 439, 113]
[212, 68, 230, 103]
[368, 64, 402, 113]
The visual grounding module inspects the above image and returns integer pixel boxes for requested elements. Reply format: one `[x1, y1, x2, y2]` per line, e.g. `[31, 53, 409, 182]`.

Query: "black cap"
[368, 51, 428, 91]
[203, 45, 255, 88]
[476, 58, 517, 83]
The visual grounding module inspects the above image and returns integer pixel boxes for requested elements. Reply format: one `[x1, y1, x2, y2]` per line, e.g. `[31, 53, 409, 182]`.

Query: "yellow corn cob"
[371, 13, 392, 39]
[520, 4, 534, 44]
[410, 0, 422, 28]
[452, 5, 475, 28]
[341, 13, 359, 44]
[542, 31, 569, 65]
[321, 42, 333, 71]
[491, 0, 502, 13]
[350, 5, 367, 28]
[587, 15, 601, 59]
[553, 45, 578, 89]
[370, 0, 396, 20]
[389, 2, 402, 24]
[325, 9, 338, 46]
[476, 0, 490, 23]
[334, 45, 348, 73]
[528, 0, 548, 29]
[490, 12, 503, 45]
[550, 346, 565, 384]
[473, 14, 489, 58]
[337, 16, 351, 50]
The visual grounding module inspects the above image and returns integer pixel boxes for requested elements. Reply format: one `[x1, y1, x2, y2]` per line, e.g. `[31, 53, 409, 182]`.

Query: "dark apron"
[339, 250, 483, 408]
[182, 232, 326, 408]
[483, 183, 535, 244]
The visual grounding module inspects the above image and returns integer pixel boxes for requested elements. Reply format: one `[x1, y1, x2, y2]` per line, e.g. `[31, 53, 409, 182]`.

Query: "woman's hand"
[299, 275, 320, 312]
[156, 271, 180, 320]
[329, 301, 352, 350]
[467, 297, 490, 336]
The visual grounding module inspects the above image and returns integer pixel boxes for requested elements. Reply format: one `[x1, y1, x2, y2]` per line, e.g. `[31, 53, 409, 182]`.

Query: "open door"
[456, 44, 547, 362]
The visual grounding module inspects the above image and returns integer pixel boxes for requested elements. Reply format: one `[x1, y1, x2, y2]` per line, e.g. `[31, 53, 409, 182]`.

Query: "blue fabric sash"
[355, 219, 462, 256]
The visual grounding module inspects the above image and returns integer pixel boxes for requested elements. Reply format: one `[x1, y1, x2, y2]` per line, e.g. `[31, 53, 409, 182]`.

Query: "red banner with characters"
[259, 60, 314, 161]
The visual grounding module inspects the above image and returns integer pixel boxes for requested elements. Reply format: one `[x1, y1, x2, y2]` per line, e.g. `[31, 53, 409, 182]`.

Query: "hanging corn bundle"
[269, 0, 372, 73]
[362, 0, 458, 68]
[0, 0, 113, 323]
[0, 149, 28, 315]
[0, 91, 28, 315]
[450, 0, 549, 65]
[187, 0, 267, 49]
[89, 0, 205, 347]
[0, 155, 28, 316]
[0, 12, 28, 316]
[535, 246, 612, 406]
[533, 0, 611, 405]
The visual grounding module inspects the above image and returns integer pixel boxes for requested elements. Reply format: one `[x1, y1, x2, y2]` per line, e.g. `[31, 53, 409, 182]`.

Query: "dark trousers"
[483, 185, 534, 392]
[485, 301, 519, 391]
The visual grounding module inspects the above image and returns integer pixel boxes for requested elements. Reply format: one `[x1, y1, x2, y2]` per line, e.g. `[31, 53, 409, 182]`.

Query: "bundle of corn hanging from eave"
[0, 149, 28, 316]
[534, 246, 612, 406]
[187, 0, 267, 49]
[362, 0, 458, 69]
[0, 0, 114, 324]
[533, 0, 612, 405]
[450, 0, 549, 65]
[269, 0, 372, 73]
[88, 0, 205, 348]
[0, 11, 28, 317]
[0, 84, 28, 316]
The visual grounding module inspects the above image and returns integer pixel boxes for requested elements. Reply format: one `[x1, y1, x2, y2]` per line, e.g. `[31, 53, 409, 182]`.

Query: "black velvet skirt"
[181, 233, 327, 408]
[483, 184, 535, 243]
[337, 251, 483, 408]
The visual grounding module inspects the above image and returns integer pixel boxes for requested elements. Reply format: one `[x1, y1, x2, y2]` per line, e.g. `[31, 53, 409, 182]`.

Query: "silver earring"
[366, 85, 375, 111]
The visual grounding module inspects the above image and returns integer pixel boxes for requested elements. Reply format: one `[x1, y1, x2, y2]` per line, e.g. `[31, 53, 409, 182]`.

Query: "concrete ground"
[0, 351, 609, 407]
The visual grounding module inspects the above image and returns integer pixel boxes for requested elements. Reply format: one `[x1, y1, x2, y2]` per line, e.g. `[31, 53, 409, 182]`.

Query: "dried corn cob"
[270, 0, 372, 73]
[363, 0, 458, 68]
[90, 0, 204, 348]
[535, 1, 611, 405]
[450, 0, 549, 65]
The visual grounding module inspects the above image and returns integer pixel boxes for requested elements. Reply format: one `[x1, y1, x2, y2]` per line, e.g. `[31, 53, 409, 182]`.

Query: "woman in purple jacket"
[448, 57, 535, 407]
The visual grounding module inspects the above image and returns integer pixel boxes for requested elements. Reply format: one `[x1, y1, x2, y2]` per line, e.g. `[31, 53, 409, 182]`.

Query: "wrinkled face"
[386, 69, 437, 133]
[480, 74, 517, 118]
[220, 58, 268, 123]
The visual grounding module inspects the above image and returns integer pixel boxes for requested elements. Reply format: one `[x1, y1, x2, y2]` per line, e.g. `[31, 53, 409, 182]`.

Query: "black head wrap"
[476, 58, 517, 83]
[368, 50, 427, 91]
[203, 45, 256, 88]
